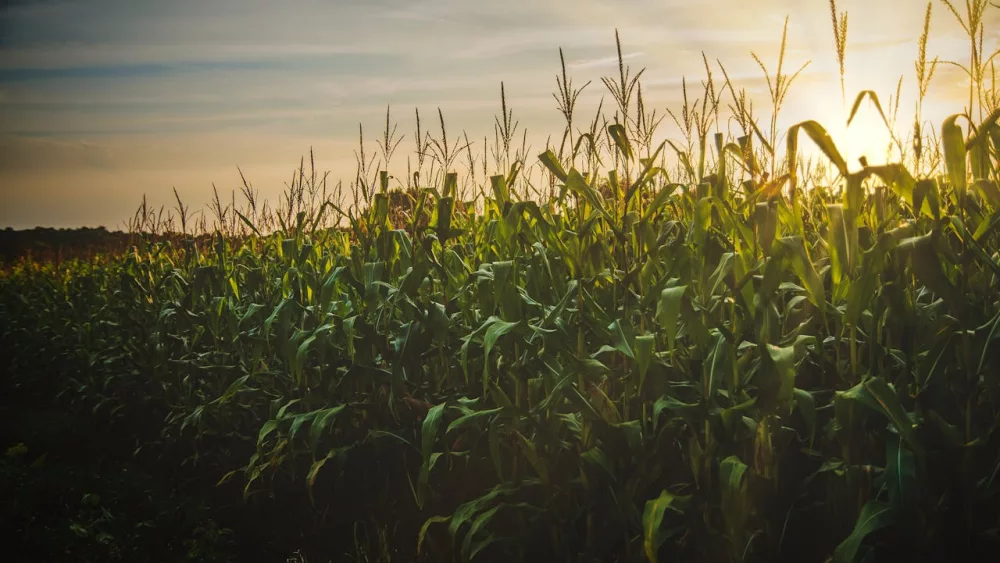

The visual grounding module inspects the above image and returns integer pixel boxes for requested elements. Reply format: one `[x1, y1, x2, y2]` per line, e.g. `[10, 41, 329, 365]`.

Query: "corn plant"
[4, 3, 1000, 562]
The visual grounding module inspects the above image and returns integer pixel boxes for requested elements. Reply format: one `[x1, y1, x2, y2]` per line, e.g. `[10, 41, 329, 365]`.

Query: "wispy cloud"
[570, 51, 645, 70]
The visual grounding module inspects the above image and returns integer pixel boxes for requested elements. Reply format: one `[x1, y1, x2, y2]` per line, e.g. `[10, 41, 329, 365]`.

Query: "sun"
[825, 94, 899, 172]
[792, 89, 900, 176]
[835, 112, 896, 169]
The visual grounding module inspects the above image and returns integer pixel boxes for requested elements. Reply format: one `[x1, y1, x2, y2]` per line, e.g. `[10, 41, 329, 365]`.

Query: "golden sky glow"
[0, 0, 997, 228]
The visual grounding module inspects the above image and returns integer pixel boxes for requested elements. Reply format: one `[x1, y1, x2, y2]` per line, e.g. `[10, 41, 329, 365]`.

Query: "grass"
[3, 2, 1000, 561]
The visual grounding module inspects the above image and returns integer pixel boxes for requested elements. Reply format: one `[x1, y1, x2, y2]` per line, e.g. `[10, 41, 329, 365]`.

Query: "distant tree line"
[0, 227, 135, 264]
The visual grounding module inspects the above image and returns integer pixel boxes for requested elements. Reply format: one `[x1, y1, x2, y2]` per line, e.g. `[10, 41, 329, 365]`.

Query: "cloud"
[569, 51, 645, 70]
[0, 135, 118, 171]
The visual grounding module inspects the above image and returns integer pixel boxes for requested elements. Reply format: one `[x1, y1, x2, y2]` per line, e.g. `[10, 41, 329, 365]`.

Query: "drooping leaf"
[704, 330, 729, 398]
[787, 120, 849, 189]
[832, 500, 894, 563]
[941, 114, 968, 201]
[309, 405, 346, 454]
[794, 388, 816, 448]
[448, 408, 503, 435]
[863, 377, 923, 455]
[459, 504, 501, 562]
[608, 123, 633, 161]
[538, 149, 569, 182]
[609, 319, 635, 359]
[847, 90, 891, 131]
[417, 515, 451, 556]
[643, 489, 685, 563]
[257, 420, 278, 448]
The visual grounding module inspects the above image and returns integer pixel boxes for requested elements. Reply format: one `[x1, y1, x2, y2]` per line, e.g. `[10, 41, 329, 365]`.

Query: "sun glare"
[795, 92, 898, 176]
[835, 110, 896, 169]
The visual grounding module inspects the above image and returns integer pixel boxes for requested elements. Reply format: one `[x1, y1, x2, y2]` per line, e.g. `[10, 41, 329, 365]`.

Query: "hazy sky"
[0, 0, 995, 229]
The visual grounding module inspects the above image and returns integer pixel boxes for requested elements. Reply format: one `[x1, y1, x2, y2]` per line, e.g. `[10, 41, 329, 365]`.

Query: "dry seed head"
[916, 2, 936, 97]
[829, 0, 849, 102]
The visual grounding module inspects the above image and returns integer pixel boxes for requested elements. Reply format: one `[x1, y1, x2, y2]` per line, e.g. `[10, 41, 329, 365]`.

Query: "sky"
[0, 0, 996, 229]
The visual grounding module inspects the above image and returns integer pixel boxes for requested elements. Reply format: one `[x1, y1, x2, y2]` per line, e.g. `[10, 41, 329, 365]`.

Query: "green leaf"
[643, 489, 684, 563]
[897, 232, 967, 318]
[845, 253, 882, 327]
[488, 415, 504, 480]
[293, 333, 318, 384]
[489, 175, 510, 207]
[832, 500, 894, 563]
[974, 179, 1000, 208]
[467, 532, 504, 563]
[755, 201, 778, 256]
[309, 405, 346, 454]
[280, 238, 298, 259]
[837, 380, 882, 413]
[515, 431, 549, 484]
[719, 455, 751, 558]
[917, 334, 953, 390]
[448, 408, 503, 435]
[236, 210, 262, 237]
[418, 402, 447, 509]
[942, 114, 967, 201]
[481, 317, 521, 392]
[656, 285, 688, 356]
[689, 197, 713, 248]
[625, 140, 668, 206]
[216, 374, 250, 405]
[885, 437, 919, 535]
[704, 330, 729, 397]
[581, 447, 616, 480]
[653, 396, 700, 431]
[460, 506, 501, 562]
[635, 334, 656, 390]
[913, 179, 940, 219]
[787, 120, 849, 189]
[288, 412, 312, 443]
[767, 343, 797, 408]
[565, 169, 614, 225]
[863, 377, 923, 455]
[417, 515, 451, 555]
[609, 319, 635, 359]
[442, 171, 457, 198]
[978, 311, 1000, 376]
[794, 388, 816, 448]
[641, 183, 683, 222]
[827, 204, 855, 288]
[435, 196, 455, 241]
[257, 420, 278, 448]
[561, 378, 606, 422]
[306, 449, 335, 491]
[867, 164, 917, 208]
[847, 90, 891, 131]
[609, 123, 634, 161]
[448, 487, 504, 540]
[666, 139, 698, 180]
[538, 149, 569, 182]
[775, 236, 825, 314]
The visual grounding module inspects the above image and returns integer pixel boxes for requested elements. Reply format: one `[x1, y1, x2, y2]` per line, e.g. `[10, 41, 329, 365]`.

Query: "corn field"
[4, 2, 1000, 562]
